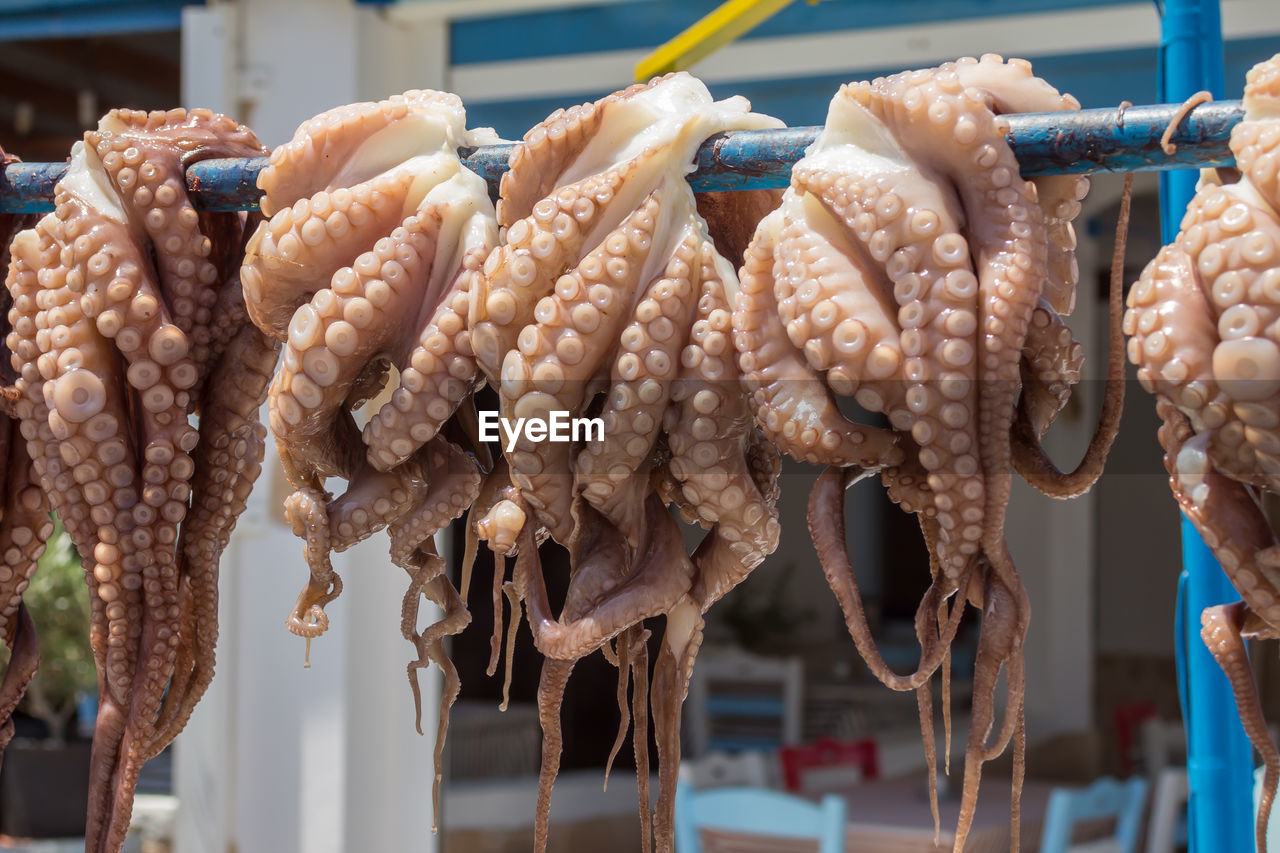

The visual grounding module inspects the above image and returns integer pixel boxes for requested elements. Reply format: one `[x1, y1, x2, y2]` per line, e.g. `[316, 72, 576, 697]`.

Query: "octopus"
[1125, 52, 1280, 852]
[0, 144, 52, 762]
[239, 90, 499, 817]
[736, 56, 1126, 849]
[467, 72, 785, 850]
[4, 109, 275, 853]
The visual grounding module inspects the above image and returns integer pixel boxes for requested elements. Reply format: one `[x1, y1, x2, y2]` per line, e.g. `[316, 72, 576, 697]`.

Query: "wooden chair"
[685, 648, 803, 756]
[674, 783, 846, 853]
[678, 750, 773, 790]
[1144, 766, 1188, 853]
[1040, 776, 1148, 853]
[779, 738, 879, 793]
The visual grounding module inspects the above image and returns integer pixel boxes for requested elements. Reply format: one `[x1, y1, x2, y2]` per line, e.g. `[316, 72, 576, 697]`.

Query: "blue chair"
[674, 783, 845, 853]
[1040, 776, 1148, 853]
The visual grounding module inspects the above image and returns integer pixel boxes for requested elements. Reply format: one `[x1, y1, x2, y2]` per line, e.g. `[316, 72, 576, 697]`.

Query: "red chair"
[780, 737, 879, 792]
[1113, 700, 1158, 777]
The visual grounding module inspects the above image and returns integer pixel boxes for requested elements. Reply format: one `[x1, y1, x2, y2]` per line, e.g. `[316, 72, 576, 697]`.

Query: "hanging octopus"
[737, 56, 1126, 849]
[240, 90, 499, 817]
[0, 144, 52, 762]
[468, 72, 784, 850]
[1125, 53, 1280, 852]
[4, 109, 274, 853]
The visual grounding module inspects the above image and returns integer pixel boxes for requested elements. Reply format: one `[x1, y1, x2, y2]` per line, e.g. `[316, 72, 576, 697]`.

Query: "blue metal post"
[1161, 1, 1255, 850]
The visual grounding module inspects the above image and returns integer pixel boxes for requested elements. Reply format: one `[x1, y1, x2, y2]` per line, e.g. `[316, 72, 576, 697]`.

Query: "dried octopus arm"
[953, 571, 1027, 848]
[1017, 298, 1083, 439]
[270, 210, 449, 481]
[575, 229, 700, 535]
[520, 494, 694, 851]
[0, 438, 51, 754]
[668, 244, 780, 608]
[92, 110, 263, 375]
[949, 55, 1089, 315]
[1202, 602, 1280, 853]
[515, 494, 695, 663]
[650, 597, 705, 849]
[387, 436, 482, 569]
[396, 540, 469, 827]
[470, 167, 632, 382]
[809, 465, 968, 690]
[361, 245, 487, 472]
[1231, 57, 1280, 213]
[735, 214, 902, 467]
[0, 194, 51, 758]
[1012, 175, 1131, 498]
[241, 175, 424, 341]
[1157, 398, 1280, 624]
[501, 193, 664, 542]
[145, 318, 278, 756]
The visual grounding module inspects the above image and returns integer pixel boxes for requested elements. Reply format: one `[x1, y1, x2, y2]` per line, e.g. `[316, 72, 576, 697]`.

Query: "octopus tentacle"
[399, 545, 469, 827]
[809, 466, 968, 689]
[241, 175, 424, 340]
[576, 230, 700, 535]
[0, 604, 37, 756]
[948, 55, 1089, 315]
[1017, 298, 1083, 439]
[793, 132, 986, 580]
[146, 319, 278, 755]
[502, 193, 664, 542]
[736, 218, 903, 467]
[515, 494, 694, 662]
[387, 438, 482, 568]
[651, 599, 704, 853]
[602, 629, 633, 790]
[954, 571, 1026, 851]
[630, 631, 653, 853]
[669, 244, 780, 607]
[533, 658, 574, 853]
[362, 245, 486, 471]
[0, 188, 52, 755]
[470, 166, 632, 382]
[1013, 174, 1131, 497]
[1156, 399, 1280, 622]
[270, 211, 449, 480]
[283, 487, 342, 646]
[1202, 602, 1280, 853]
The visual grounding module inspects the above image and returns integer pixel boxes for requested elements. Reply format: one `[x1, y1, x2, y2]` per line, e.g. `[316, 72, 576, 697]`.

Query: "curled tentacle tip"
[287, 604, 330, 639]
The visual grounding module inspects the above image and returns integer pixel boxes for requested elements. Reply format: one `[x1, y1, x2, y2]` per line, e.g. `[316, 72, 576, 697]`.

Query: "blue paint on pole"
[1159, 1, 1255, 851]
[0, 101, 1245, 213]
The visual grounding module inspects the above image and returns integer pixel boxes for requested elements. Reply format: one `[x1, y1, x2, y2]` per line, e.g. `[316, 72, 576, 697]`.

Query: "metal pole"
[0, 101, 1244, 213]
[1160, 1, 1255, 850]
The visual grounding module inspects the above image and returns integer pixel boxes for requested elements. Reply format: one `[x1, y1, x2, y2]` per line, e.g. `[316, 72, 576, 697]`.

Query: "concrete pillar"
[176, 3, 450, 851]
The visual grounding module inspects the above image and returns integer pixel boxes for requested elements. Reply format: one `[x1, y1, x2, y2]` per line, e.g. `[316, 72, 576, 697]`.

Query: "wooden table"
[838, 774, 1056, 852]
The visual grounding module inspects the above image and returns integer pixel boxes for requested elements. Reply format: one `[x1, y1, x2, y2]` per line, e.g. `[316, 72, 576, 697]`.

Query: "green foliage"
[20, 517, 95, 741]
